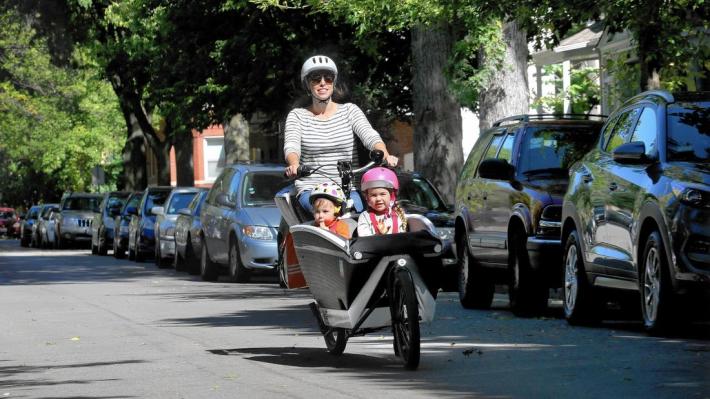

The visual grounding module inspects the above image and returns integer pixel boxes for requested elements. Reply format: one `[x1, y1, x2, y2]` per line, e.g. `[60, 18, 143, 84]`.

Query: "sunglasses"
[308, 73, 335, 85]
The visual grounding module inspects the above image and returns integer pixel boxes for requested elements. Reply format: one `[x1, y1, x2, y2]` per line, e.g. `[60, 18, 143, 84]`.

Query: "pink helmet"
[361, 167, 399, 192]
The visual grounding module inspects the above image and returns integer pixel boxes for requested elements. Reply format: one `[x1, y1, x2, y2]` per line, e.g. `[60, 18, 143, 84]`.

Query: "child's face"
[313, 199, 336, 226]
[366, 188, 392, 213]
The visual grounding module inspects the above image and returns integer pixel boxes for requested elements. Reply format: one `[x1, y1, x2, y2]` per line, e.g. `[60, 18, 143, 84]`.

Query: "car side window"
[476, 133, 506, 177]
[497, 133, 515, 162]
[207, 169, 234, 205]
[605, 108, 641, 153]
[460, 133, 493, 181]
[629, 107, 657, 156]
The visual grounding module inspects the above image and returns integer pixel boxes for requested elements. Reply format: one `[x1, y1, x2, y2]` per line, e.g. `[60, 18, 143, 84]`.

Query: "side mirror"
[126, 206, 138, 216]
[150, 206, 164, 216]
[613, 141, 649, 164]
[177, 208, 192, 216]
[216, 193, 236, 208]
[478, 158, 515, 181]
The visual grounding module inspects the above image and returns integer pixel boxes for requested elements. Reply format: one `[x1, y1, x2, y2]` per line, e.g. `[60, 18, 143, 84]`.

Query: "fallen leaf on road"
[70, 337, 80, 341]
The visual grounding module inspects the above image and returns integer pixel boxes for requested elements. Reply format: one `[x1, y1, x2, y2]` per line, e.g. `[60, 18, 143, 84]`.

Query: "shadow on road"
[0, 359, 143, 396]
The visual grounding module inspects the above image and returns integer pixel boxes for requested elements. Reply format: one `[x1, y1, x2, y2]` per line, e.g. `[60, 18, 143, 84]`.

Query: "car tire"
[20, 233, 29, 247]
[228, 239, 251, 283]
[156, 239, 170, 268]
[200, 244, 219, 281]
[97, 230, 108, 256]
[185, 241, 200, 275]
[640, 230, 677, 334]
[562, 230, 601, 325]
[509, 231, 549, 317]
[174, 247, 185, 271]
[457, 233, 494, 309]
[113, 234, 125, 259]
[134, 234, 144, 262]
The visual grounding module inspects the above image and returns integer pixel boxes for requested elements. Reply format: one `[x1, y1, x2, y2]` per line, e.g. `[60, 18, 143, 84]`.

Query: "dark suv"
[455, 114, 604, 315]
[561, 90, 710, 332]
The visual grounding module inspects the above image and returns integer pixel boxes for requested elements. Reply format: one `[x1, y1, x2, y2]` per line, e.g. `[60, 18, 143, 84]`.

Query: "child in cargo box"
[310, 182, 351, 240]
[357, 167, 407, 236]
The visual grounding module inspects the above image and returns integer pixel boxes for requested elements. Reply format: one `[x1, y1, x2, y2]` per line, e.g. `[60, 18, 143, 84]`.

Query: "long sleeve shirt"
[284, 103, 383, 194]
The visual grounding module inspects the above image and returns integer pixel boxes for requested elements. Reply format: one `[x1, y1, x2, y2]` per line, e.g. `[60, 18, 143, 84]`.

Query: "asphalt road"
[1, 239, 708, 398]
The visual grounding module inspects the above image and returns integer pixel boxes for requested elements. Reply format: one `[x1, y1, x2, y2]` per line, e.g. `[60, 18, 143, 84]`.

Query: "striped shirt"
[284, 103, 383, 194]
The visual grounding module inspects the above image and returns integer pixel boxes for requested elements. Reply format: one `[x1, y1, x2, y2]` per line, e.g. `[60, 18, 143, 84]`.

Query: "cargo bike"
[275, 151, 447, 369]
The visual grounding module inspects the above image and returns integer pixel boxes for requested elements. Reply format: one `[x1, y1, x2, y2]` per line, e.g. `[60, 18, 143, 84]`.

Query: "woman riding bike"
[283, 54, 398, 214]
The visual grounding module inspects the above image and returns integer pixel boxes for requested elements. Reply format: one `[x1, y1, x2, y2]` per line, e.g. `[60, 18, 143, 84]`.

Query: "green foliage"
[533, 65, 601, 115]
[0, 7, 123, 205]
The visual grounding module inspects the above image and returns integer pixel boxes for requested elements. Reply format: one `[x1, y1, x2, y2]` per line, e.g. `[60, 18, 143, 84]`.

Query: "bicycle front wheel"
[391, 268, 420, 370]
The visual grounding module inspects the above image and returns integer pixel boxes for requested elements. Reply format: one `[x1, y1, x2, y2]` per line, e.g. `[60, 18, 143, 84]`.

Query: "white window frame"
[203, 137, 225, 182]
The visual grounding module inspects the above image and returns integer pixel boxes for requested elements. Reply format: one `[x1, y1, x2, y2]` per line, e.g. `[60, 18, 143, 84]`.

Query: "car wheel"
[228, 239, 251, 283]
[185, 240, 200, 275]
[457, 233, 494, 309]
[134, 234, 144, 262]
[509, 231, 548, 317]
[640, 231, 676, 334]
[174, 247, 184, 271]
[91, 236, 98, 254]
[114, 234, 125, 259]
[200, 244, 219, 281]
[155, 238, 166, 268]
[20, 233, 29, 247]
[562, 230, 601, 325]
[97, 230, 108, 256]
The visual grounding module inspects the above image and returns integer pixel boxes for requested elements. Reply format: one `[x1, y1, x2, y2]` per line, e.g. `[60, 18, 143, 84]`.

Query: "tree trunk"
[411, 23, 463, 204]
[478, 20, 529, 130]
[174, 129, 195, 187]
[116, 100, 147, 191]
[635, 2, 662, 91]
[224, 114, 250, 164]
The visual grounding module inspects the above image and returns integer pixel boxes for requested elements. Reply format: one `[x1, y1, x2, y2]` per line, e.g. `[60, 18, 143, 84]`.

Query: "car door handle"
[608, 182, 618, 191]
[582, 174, 593, 183]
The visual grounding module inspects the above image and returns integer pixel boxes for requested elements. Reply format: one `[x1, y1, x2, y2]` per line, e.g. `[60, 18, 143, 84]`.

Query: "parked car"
[41, 209, 61, 249]
[0, 207, 19, 238]
[153, 187, 203, 267]
[36, 204, 60, 248]
[174, 190, 209, 273]
[201, 164, 290, 282]
[112, 192, 142, 259]
[561, 90, 710, 332]
[20, 205, 40, 247]
[91, 191, 132, 256]
[128, 186, 173, 262]
[55, 193, 102, 249]
[454, 114, 605, 316]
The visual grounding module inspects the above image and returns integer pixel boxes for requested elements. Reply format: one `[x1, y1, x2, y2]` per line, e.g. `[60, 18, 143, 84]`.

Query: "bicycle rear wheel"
[391, 268, 420, 370]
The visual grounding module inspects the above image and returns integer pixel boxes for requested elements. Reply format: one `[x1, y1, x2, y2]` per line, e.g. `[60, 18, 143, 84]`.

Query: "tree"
[0, 5, 124, 204]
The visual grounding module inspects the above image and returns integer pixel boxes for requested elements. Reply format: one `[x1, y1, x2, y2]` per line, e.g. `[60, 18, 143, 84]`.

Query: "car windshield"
[191, 192, 207, 214]
[666, 101, 710, 162]
[242, 172, 290, 207]
[63, 197, 100, 212]
[0, 211, 15, 218]
[122, 194, 141, 212]
[167, 192, 197, 214]
[105, 195, 128, 212]
[398, 177, 447, 212]
[27, 208, 40, 219]
[41, 206, 57, 218]
[519, 126, 599, 176]
[145, 191, 170, 211]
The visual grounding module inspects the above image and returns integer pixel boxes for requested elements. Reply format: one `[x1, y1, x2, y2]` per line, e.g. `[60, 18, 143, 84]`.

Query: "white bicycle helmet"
[300, 55, 338, 89]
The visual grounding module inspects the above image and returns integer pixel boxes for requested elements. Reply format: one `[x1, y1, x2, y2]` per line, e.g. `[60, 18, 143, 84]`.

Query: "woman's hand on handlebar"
[285, 164, 299, 178]
[384, 155, 398, 167]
